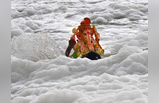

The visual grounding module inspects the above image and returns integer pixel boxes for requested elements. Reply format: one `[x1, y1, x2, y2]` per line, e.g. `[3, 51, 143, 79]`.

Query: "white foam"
[112, 12, 126, 19]
[26, 7, 35, 15]
[11, 0, 148, 102]
[30, 90, 84, 103]
[11, 28, 23, 38]
[25, 20, 40, 30]
[92, 17, 107, 24]
[11, 33, 64, 61]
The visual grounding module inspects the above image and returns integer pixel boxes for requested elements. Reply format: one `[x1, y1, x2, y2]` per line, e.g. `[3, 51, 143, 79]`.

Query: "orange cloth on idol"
[70, 17, 104, 57]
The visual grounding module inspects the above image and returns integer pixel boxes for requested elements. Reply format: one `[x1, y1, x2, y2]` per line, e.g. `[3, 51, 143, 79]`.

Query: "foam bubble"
[92, 17, 107, 24]
[26, 7, 35, 15]
[25, 20, 40, 30]
[11, 28, 23, 38]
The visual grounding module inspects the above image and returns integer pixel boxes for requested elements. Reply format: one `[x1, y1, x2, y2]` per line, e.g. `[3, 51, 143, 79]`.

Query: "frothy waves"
[11, 0, 148, 103]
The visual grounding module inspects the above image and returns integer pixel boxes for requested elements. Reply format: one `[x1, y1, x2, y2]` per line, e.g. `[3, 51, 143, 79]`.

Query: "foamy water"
[11, 0, 148, 103]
